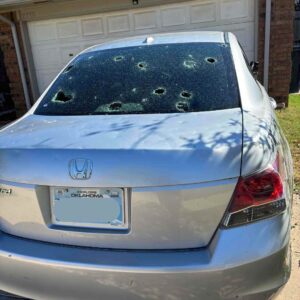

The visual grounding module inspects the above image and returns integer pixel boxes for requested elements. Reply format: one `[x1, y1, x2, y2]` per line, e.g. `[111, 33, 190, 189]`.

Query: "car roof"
[84, 31, 226, 54]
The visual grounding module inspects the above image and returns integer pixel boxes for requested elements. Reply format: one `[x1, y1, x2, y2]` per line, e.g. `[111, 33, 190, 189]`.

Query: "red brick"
[258, 0, 294, 106]
[0, 13, 27, 117]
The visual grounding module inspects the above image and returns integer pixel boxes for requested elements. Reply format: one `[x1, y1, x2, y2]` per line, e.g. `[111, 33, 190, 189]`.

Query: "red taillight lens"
[229, 169, 283, 213]
[224, 154, 286, 227]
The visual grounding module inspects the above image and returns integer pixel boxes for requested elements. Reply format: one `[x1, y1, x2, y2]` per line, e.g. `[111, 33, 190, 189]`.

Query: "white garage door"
[28, 0, 256, 94]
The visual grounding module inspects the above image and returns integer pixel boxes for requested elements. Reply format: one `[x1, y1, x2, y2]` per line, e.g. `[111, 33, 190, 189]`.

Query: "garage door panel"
[107, 14, 131, 33]
[28, 22, 57, 42]
[190, 3, 216, 24]
[221, 0, 249, 20]
[161, 7, 187, 27]
[57, 20, 80, 39]
[28, 0, 256, 95]
[31, 46, 60, 70]
[133, 11, 158, 30]
[81, 18, 105, 36]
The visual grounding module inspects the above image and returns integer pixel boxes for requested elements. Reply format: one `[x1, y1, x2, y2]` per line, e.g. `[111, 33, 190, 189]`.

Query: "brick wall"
[0, 13, 27, 117]
[258, 0, 294, 106]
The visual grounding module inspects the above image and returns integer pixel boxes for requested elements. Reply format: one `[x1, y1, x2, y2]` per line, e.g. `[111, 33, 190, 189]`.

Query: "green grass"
[276, 94, 300, 191]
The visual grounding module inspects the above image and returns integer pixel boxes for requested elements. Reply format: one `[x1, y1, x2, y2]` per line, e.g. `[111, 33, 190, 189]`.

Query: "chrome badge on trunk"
[69, 158, 93, 180]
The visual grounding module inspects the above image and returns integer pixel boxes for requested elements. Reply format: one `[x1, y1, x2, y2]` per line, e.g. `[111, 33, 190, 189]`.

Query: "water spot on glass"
[137, 61, 148, 71]
[188, 54, 194, 58]
[113, 55, 124, 62]
[132, 88, 138, 93]
[153, 87, 166, 96]
[183, 60, 197, 69]
[205, 57, 217, 64]
[141, 98, 148, 103]
[43, 104, 48, 107]
[68, 76, 73, 80]
[88, 55, 94, 60]
[180, 91, 193, 99]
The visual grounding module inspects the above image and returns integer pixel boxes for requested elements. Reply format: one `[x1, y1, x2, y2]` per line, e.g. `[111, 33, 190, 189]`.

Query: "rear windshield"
[35, 42, 240, 116]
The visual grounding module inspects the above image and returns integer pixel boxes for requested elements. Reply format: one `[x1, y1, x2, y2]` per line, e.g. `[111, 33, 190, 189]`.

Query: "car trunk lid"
[0, 109, 242, 187]
[0, 109, 242, 249]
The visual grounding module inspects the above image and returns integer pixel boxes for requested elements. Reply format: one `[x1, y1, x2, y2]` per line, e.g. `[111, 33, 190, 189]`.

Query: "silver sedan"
[0, 32, 293, 300]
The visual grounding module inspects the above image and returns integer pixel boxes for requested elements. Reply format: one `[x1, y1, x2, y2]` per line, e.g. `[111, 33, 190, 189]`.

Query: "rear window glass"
[35, 42, 240, 116]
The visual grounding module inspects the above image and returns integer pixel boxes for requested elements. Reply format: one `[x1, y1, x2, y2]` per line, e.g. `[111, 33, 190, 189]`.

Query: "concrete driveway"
[275, 194, 300, 300]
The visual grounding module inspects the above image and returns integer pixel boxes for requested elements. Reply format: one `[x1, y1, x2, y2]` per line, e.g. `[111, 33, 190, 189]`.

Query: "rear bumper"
[0, 213, 291, 300]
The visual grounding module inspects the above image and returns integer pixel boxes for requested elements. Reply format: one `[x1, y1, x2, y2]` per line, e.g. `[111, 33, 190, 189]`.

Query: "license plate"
[50, 187, 127, 229]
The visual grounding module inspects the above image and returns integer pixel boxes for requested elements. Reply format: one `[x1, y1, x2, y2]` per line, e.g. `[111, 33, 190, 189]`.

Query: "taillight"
[223, 153, 286, 227]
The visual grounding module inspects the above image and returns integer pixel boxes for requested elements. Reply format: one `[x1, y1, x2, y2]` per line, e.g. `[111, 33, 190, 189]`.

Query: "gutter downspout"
[263, 0, 272, 90]
[0, 14, 31, 110]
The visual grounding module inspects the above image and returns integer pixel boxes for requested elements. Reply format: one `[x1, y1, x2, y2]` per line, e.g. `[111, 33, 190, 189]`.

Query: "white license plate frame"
[50, 187, 128, 230]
